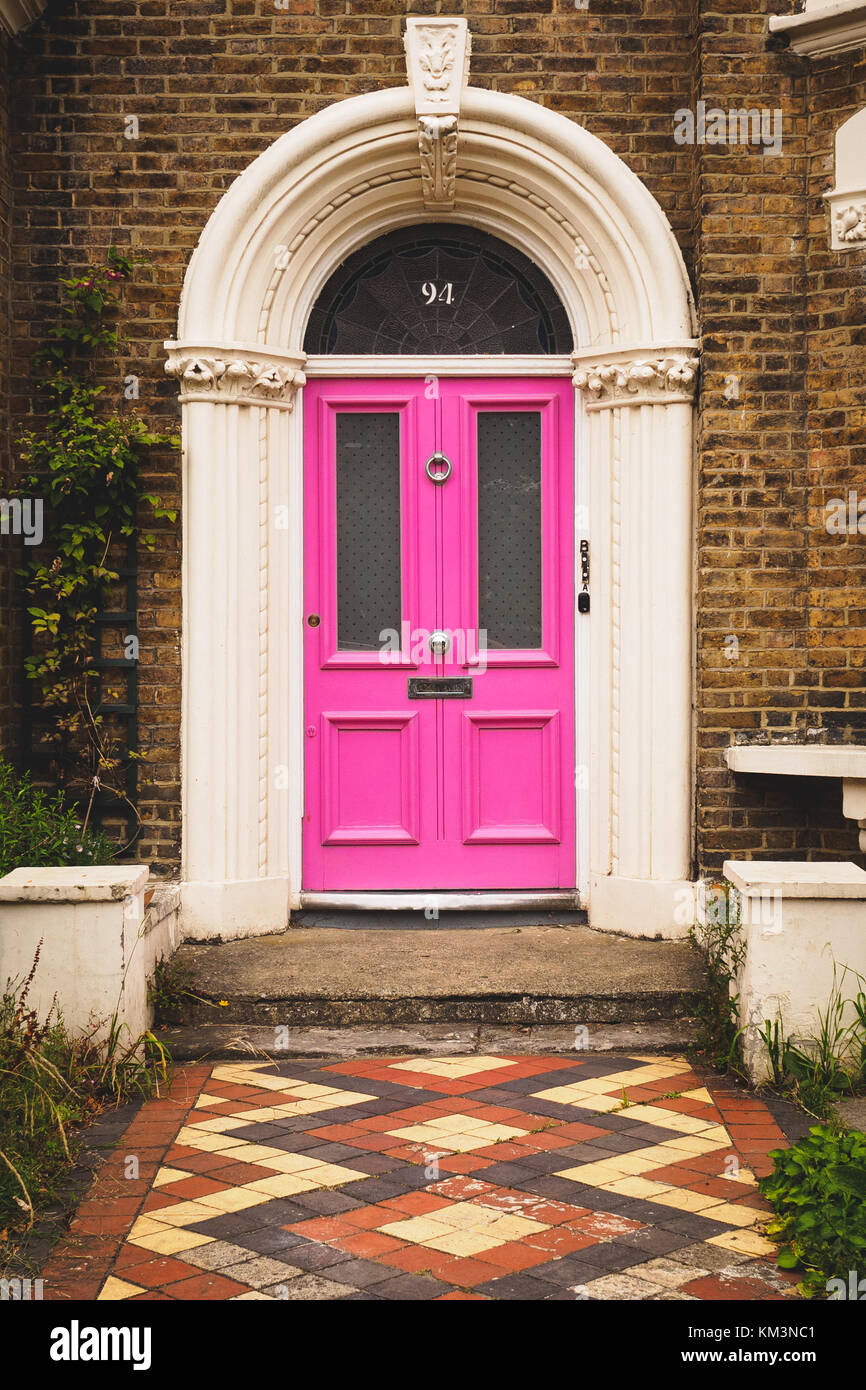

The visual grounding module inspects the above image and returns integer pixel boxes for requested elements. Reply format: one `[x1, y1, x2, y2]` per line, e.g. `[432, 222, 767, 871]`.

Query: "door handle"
[428, 629, 451, 657]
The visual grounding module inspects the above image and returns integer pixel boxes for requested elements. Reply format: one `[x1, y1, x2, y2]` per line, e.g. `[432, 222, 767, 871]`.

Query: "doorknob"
[428, 629, 451, 656]
[425, 452, 452, 484]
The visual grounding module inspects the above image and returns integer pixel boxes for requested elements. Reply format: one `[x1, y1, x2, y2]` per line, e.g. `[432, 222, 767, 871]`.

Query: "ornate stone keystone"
[404, 16, 471, 210]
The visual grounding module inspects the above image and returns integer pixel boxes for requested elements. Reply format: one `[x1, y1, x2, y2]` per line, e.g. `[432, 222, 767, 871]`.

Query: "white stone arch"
[166, 77, 699, 940]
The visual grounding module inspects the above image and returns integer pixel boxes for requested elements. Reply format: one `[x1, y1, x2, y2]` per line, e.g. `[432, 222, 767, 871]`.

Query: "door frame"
[166, 79, 700, 941]
[298, 362, 588, 905]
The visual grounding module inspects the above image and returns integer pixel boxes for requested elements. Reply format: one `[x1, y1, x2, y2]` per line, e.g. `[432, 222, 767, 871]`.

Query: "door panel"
[321, 713, 420, 845]
[461, 711, 561, 844]
[303, 377, 575, 891]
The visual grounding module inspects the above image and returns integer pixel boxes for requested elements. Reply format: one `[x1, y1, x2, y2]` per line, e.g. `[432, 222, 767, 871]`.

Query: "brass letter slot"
[408, 678, 473, 699]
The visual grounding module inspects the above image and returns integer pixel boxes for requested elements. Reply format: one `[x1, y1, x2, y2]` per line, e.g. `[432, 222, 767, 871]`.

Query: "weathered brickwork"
[2, 0, 864, 876]
[0, 29, 15, 759]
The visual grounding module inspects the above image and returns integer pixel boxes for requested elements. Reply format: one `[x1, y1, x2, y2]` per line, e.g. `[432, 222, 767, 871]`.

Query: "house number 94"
[421, 281, 453, 305]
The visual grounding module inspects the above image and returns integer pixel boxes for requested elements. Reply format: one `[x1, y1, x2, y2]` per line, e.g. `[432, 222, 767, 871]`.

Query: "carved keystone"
[404, 17, 471, 210]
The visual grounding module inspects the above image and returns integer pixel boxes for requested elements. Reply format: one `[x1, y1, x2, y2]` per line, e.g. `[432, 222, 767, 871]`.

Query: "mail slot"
[408, 678, 473, 699]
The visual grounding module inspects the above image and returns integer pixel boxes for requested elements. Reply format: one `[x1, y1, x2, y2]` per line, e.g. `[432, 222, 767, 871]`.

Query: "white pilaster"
[576, 347, 698, 938]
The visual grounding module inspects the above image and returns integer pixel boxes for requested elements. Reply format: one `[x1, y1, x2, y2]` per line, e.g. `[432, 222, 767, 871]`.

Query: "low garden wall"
[723, 860, 866, 1084]
[0, 866, 180, 1039]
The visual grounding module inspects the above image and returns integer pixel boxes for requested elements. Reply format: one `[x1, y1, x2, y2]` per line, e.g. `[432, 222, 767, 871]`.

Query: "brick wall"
[5, 0, 865, 875]
[0, 28, 14, 761]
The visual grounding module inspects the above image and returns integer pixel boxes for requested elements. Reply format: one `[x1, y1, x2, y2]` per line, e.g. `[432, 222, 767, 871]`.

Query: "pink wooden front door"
[303, 377, 575, 891]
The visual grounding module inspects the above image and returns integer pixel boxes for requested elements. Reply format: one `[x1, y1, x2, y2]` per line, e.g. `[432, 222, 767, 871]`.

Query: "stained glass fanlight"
[304, 223, 573, 355]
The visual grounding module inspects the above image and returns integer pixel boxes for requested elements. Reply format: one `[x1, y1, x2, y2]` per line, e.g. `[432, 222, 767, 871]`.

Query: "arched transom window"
[304, 223, 573, 355]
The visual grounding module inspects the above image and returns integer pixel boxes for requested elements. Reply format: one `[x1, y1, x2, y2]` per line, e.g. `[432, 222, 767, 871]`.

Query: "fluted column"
[165, 343, 305, 937]
[574, 346, 699, 936]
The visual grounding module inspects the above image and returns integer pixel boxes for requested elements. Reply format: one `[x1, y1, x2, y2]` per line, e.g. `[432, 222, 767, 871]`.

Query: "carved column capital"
[164, 343, 306, 410]
[404, 17, 470, 210]
[572, 347, 700, 408]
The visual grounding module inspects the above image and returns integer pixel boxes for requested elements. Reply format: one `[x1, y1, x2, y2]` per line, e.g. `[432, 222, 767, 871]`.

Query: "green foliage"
[147, 955, 195, 1025]
[0, 755, 113, 877]
[760, 1124, 866, 1297]
[10, 247, 178, 841]
[147, 955, 227, 1026]
[688, 882, 747, 1074]
[0, 945, 170, 1260]
[758, 967, 866, 1119]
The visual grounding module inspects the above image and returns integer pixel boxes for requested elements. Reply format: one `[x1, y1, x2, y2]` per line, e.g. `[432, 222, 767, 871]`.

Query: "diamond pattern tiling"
[39, 1054, 798, 1301]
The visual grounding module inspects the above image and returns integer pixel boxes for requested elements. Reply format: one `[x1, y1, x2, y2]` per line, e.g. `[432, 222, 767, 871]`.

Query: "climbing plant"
[10, 248, 178, 849]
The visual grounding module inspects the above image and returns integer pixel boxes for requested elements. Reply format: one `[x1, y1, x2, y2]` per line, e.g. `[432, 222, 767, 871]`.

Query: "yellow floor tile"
[174, 1127, 242, 1152]
[707, 1228, 776, 1257]
[651, 1188, 726, 1214]
[195, 1187, 273, 1212]
[680, 1087, 714, 1104]
[703, 1202, 763, 1228]
[187, 1115, 249, 1134]
[482, 1214, 547, 1239]
[377, 1215, 454, 1244]
[699, 1125, 734, 1144]
[426, 1115, 478, 1133]
[98, 1277, 144, 1300]
[217, 1142, 289, 1163]
[148, 1200, 224, 1227]
[599, 1176, 674, 1199]
[252, 1152, 321, 1174]
[152, 1166, 189, 1188]
[390, 1056, 511, 1078]
[604, 1151, 670, 1176]
[664, 1135, 729, 1155]
[243, 1173, 319, 1198]
[599, 1063, 685, 1086]
[127, 1215, 170, 1239]
[308, 1163, 369, 1187]
[554, 1164, 611, 1186]
[424, 1229, 504, 1257]
[560, 1093, 625, 1113]
[464, 1122, 527, 1142]
[128, 1228, 214, 1255]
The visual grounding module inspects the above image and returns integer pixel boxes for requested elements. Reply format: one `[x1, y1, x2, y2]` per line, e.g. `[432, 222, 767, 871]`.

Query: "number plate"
[407, 678, 473, 700]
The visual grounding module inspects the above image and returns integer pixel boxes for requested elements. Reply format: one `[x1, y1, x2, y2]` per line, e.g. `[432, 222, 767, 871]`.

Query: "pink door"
[303, 377, 575, 891]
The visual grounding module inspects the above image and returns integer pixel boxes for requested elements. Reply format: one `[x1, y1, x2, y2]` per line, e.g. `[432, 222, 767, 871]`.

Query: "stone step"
[167, 924, 705, 1028]
[156, 1020, 699, 1061]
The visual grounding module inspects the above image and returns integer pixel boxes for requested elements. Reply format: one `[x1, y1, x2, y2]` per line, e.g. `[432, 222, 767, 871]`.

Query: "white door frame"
[165, 80, 699, 942]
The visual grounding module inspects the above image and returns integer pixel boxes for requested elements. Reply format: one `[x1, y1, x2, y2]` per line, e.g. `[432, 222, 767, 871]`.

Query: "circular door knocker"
[425, 452, 452, 484]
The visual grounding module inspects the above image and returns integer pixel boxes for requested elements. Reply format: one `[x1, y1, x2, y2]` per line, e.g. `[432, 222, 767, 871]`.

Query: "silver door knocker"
[425, 452, 452, 484]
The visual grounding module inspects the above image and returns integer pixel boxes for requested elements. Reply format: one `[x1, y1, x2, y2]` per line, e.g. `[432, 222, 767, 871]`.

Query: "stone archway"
[165, 19, 699, 940]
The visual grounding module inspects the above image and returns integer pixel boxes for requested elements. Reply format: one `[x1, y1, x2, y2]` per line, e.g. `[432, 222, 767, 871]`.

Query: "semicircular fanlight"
[304, 224, 573, 355]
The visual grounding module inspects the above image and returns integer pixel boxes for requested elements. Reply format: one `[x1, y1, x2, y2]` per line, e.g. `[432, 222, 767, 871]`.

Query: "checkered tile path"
[42, 1055, 801, 1301]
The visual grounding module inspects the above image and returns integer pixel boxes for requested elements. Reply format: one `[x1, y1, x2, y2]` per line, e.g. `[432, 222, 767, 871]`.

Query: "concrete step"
[168, 924, 705, 1028]
[156, 1020, 699, 1061]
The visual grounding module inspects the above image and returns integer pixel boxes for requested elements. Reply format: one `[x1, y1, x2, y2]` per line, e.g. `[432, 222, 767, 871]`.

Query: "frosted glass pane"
[336, 413, 401, 651]
[477, 412, 542, 650]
